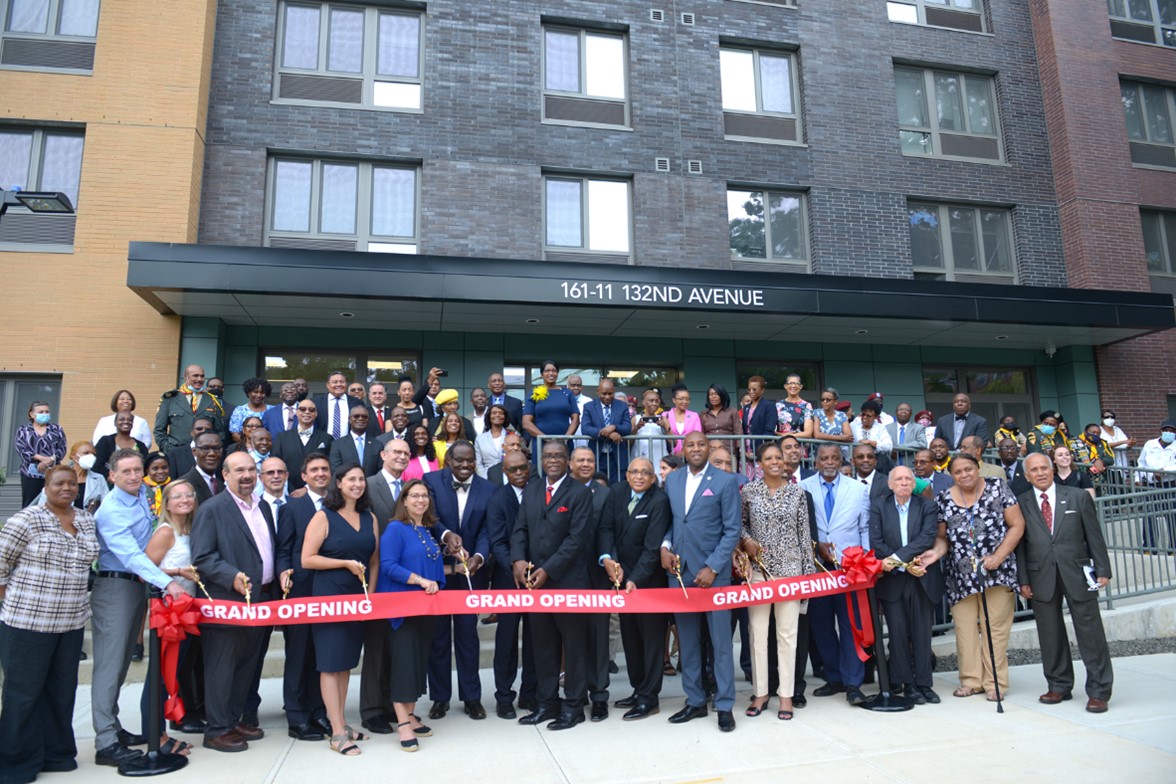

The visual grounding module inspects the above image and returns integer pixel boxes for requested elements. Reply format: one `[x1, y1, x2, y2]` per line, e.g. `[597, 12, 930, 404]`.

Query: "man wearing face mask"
[995, 416, 1027, 456]
[246, 428, 274, 472]
[154, 365, 227, 452]
[205, 378, 226, 399]
[1139, 420, 1176, 553]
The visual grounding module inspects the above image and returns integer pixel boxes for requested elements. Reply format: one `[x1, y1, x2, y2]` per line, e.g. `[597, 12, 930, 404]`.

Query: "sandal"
[745, 697, 768, 717]
[396, 722, 419, 752]
[330, 734, 361, 756]
[409, 715, 433, 737]
[343, 724, 369, 742]
[159, 737, 192, 756]
[986, 689, 1003, 702]
[777, 710, 794, 721]
[953, 686, 983, 698]
[663, 662, 677, 676]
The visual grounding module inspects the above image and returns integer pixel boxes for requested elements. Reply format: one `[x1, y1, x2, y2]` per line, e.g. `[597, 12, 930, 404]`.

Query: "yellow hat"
[435, 389, 459, 406]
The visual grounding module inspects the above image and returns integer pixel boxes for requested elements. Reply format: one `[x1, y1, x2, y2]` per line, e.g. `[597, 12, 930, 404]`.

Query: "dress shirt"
[260, 491, 288, 524]
[953, 416, 967, 448]
[455, 483, 469, 522]
[544, 472, 568, 503]
[1036, 482, 1057, 522]
[471, 410, 488, 437]
[380, 469, 403, 502]
[327, 393, 348, 437]
[282, 405, 299, 431]
[801, 473, 870, 555]
[352, 431, 367, 461]
[229, 491, 274, 584]
[307, 489, 324, 512]
[386, 428, 409, 441]
[95, 486, 173, 589]
[895, 498, 910, 548]
[683, 466, 707, 515]
[196, 466, 217, 495]
[298, 428, 314, 445]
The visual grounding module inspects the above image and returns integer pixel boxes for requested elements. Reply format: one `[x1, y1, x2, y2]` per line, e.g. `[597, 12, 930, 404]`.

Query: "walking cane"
[977, 565, 1004, 714]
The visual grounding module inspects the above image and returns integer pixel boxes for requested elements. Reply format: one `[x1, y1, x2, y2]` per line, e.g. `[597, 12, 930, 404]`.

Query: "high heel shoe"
[396, 722, 419, 752]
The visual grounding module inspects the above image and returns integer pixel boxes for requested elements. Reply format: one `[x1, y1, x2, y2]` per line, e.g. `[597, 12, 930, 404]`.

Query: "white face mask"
[77, 454, 97, 471]
[1102, 418, 1115, 428]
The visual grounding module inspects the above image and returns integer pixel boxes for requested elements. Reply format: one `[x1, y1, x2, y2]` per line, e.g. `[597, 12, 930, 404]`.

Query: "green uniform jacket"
[153, 389, 226, 452]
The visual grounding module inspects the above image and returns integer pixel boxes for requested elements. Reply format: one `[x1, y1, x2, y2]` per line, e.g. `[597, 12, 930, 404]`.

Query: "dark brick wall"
[198, 0, 1064, 285]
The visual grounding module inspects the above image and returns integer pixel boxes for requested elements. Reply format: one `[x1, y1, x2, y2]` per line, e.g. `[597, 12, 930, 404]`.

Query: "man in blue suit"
[580, 378, 632, 484]
[422, 441, 492, 721]
[802, 443, 872, 706]
[659, 431, 742, 732]
[487, 372, 524, 433]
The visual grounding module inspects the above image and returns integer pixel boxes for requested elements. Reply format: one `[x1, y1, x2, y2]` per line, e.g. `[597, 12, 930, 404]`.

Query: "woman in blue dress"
[521, 360, 579, 461]
[301, 463, 379, 756]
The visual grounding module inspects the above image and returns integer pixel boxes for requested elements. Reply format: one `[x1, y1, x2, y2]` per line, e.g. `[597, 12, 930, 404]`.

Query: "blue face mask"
[1039, 424, 1056, 436]
[34, 413, 51, 425]
[1162, 431, 1176, 445]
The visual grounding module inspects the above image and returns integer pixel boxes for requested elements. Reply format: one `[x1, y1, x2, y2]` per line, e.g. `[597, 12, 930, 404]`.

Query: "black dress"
[311, 508, 377, 672]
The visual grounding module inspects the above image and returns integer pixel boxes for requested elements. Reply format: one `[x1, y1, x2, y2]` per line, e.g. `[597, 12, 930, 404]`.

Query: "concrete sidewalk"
[57, 653, 1175, 784]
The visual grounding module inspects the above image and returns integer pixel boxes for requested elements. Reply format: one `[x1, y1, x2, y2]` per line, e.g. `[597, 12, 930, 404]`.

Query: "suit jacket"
[365, 404, 394, 438]
[365, 470, 403, 535]
[275, 493, 320, 598]
[313, 392, 362, 435]
[580, 399, 633, 467]
[328, 431, 382, 477]
[486, 482, 523, 581]
[935, 411, 989, 449]
[179, 466, 216, 505]
[167, 444, 196, 481]
[485, 461, 538, 488]
[885, 420, 927, 453]
[664, 464, 742, 583]
[999, 461, 1031, 497]
[868, 494, 945, 603]
[1015, 484, 1111, 603]
[510, 475, 594, 589]
[262, 404, 299, 436]
[801, 473, 871, 555]
[741, 398, 778, 438]
[856, 470, 893, 507]
[272, 428, 333, 490]
[190, 490, 276, 600]
[597, 481, 671, 589]
[424, 469, 493, 568]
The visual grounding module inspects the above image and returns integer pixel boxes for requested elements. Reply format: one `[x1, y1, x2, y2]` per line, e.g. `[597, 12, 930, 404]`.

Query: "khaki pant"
[747, 571, 801, 700]
[952, 587, 1015, 693]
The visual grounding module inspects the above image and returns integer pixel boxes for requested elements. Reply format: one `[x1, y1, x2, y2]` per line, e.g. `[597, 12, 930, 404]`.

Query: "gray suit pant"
[1031, 576, 1113, 700]
[90, 577, 147, 749]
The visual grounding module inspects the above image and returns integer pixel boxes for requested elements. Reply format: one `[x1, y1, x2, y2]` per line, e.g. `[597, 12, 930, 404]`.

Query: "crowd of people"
[1, 363, 1174, 781]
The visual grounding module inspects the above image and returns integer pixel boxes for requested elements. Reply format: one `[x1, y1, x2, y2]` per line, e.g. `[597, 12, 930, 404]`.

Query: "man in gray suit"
[328, 405, 381, 476]
[885, 403, 926, 467]
[659, 432, 742, 733]
[1017, 453, 1114, 713]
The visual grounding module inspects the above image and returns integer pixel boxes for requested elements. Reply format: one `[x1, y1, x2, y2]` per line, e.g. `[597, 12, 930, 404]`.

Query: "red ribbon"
[148, 594, 203, 723]
[838, 546, 883, 662]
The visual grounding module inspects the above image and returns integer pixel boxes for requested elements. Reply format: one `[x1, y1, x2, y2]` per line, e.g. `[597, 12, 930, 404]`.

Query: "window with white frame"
[1, 0, 99, 71]
[727, 188, 808, 266]
[1107, 0, 1176, 48]
[895, 66, 1001, 162]
[543, 176, 631, 258]
[719, 47, 802, 143]
[275, 2, 422, 111]
[1122, 80, 1176, 168]
[887, 0, 986, 33]
[908, 202, 1015, 282]
[1142, 209, 1176, 275]
[0, 126, 83, 249]
[266, 158, 418, 253]
[542, 26, 628, 127]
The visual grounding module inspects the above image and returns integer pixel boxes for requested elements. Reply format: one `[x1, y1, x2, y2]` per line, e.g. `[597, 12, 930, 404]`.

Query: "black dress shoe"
[792, 694, 807, 709]
[905, 685, 926, 705]
[717, 710, 736, 732]
[464, 701, 487, 720]
[615, 693, 638, 708]
[131, 643, 144, 662]
[919, 686, 941, 704]
[288, 722, 326, 741]
[813, 682, 846, 697]
[360, 717, 394, 735]
[547, 711, 585, 731]
[496, 702, 517, 720]
[846, 686, 867, 706]
[623, 702, 659, 721]
[170, 718, 207, 734]
[518, 708, 560, 725]
[590, 701, 608, 722]
[668, 704, 708, 724]
[116, 729, 146, 746]
[40, 758, 78, 773]
[311, 716, 333, 735]
[95, 743, 143, 767]
[429, 700, 450, 720]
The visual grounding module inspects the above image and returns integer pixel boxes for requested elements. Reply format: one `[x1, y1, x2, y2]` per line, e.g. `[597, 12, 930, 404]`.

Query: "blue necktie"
[391, 479, 401, 501]
[823, 481, 835, 521]
[332, 397, 342, 438]
[355, 435, 364, 461]
[897, 424, 906, 466]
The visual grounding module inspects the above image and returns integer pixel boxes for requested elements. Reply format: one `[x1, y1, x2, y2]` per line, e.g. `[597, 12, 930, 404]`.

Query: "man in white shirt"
[885, 403, 926, 467]
[469, 387, 489, 438]
[1138, 419, 1176, 552]
[568, 375, 592, 449]
[257, 456, 290, 520]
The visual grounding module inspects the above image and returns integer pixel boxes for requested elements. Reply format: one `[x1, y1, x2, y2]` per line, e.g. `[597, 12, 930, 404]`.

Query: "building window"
[1122, 80, 1176, 168]
[1107, 0, 1176, 47]
[265, 158, 418, 253]
[887, 0, 986, 33]
[274, 2, 422, 111]
[0, 126, 82, 250]
[1, 0, 99, 71]
[261, 351, 420, 395]
[543, 175, 631, 260]
[727, 188, 808, 267]
[895, 66, 1002, 162]
[1142, 209, 1176, 275]
[908, 202, 1015, 282]
[719, 47, 802, 144]
[542, 26, 628, 127]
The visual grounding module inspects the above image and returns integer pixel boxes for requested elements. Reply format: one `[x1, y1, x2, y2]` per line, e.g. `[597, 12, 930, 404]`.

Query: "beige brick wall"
[0, 1, 216, 448]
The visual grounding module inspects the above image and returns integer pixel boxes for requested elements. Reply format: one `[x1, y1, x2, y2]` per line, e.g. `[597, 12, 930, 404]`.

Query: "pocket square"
[1064, 510, 1077, 515]
[635, 514, 649, 519]
[702, 488, 714, 497]
[557, 506, 569, 513]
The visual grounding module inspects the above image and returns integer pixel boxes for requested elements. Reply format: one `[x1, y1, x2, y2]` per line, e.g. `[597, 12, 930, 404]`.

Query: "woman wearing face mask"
[1026, 411, 1064, 454]
[15, 401, 68, 507]
[67, 441, 109, 513]
[92, 389, 153, 447]
[1097, 411, 1134, 468]
[915, 410, 936, 443]
[92, 411, 150, 484]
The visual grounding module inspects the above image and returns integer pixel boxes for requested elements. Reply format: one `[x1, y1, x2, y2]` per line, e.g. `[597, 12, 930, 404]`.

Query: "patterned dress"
[935, 478, 1019, 606]
[775, 399, 813, 436]
[740, 479, 815, 579]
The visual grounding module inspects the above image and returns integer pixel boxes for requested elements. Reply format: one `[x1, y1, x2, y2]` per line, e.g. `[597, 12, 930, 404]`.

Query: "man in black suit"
[1017, 453, 1114, 713]
[181, 431, 225, 504]
[190, 451, 283, 753]
[571, 447, 613, 721]
[272, 399, 333, 491]
[274, 452, 332, 741]
[487, 371, 524, 433]
[313, 371, 360, 439]
[740, 376, 777, 467]
[328, 406, 381, 476]
[485, 431, 537, 486]
[598, 457, 671, 720]
[486, 450, 538, 719]
[364, 382, 393, 437]
[374, 407, 411, 448]
[167, 416, 216, 479]
[852, 444, 891, 507]
[869, 466, 945, 705]
[997, 438, 1031, 496]
[511, 440, 595, 731]
[423, 442, 493, 721]
[935, 393, 988, 450]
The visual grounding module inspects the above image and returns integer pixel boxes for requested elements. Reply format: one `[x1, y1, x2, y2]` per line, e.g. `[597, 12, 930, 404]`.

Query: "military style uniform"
[153, 388, 226, 451]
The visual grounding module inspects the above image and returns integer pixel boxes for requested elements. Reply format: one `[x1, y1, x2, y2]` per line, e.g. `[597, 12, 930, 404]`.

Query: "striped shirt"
[0, 505, 99, 633]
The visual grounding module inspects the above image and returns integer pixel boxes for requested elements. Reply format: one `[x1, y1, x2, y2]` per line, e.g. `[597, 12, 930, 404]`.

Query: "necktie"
[898, 425, 906, 466]
[376, 409, 385, 431]
[390, 478, 401, 501]
[1008, 465, 1016, 481]
[789, 474, 797, 485]
[861, 478, 869, 487]
[452, 480, 470, 492]
[286, 407, 297, 430]
[332, 397, 342, 438]
[355, 435, 364, 461]
[604, 407, 611, 426]
[210, 475, 220, 495]
[274, 498, 284, 517]
[1040, 492, 1053, 533]
[546, 485, 554, 505]
[823, 482, 835, 521]
[628, 494, 638, 514]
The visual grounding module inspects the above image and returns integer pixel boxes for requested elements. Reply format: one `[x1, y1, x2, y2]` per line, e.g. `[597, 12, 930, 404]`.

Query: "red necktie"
[546, 485, 553, 505]
[377, 410, 385, 430]
[789, 474, 797, 485]
[1040, 493, 1053, 533]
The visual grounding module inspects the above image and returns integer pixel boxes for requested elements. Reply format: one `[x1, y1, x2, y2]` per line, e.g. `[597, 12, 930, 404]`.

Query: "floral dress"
[935, 478, 1019, 606]
[775, 399, 813, 435]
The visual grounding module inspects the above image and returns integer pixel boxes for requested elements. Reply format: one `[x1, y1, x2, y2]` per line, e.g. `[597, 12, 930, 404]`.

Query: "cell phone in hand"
[437, 369, 449, 377]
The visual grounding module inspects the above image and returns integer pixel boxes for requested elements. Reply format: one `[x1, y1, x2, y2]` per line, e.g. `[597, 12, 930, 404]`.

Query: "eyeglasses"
[297, 406, 317, 413]
[170, 492, 197, 500]
[404, 493, 431, 500]
[195, 445, 223, 453]
[504, 465, 531, 474]
[262, 470, 288, 476]
[627, 469, 654, 476]
[820, 397, 835, 402]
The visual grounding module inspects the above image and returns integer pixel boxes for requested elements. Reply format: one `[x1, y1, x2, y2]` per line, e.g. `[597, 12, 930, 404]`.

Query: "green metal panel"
[179, 317, 225, 380]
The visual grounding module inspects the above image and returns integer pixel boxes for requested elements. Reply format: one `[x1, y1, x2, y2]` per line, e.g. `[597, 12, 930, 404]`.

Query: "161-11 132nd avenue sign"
[559, 280, 767, 309]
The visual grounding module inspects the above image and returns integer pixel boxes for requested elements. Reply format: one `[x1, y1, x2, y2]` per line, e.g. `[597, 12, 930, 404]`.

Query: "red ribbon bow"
[149, 593, 203, 723]
[835, 546, 882, 662]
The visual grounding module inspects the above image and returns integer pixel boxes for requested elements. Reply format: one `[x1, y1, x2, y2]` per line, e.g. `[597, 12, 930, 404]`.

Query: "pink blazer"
[663, 409, 702, 454]
[402, 455, 439, 482]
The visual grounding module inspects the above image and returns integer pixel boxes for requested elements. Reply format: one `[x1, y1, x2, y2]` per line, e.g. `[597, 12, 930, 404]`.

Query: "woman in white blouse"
[92, 389, 153, 446]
